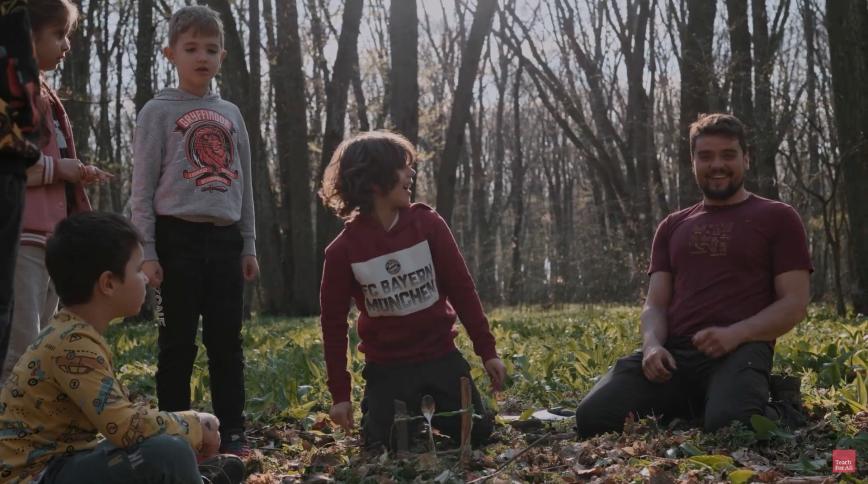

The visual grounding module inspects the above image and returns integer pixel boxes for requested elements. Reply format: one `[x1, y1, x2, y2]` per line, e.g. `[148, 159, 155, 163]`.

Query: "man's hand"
[241, 255, 259, 282]
[329, 401, 354, 432]
[642, 345, 677, 382]
[143, 260, 163, 288]
[484, 357, 507, 392]
[197, 412, 221, 459]
[692, 326, 742, 358]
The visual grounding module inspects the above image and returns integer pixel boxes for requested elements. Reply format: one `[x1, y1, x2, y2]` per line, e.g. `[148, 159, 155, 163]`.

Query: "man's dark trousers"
[0, 169, 26, 374]
[154, 216, 246, 437]
[361, 350, 493, 450]
[575, 339, 772, 437]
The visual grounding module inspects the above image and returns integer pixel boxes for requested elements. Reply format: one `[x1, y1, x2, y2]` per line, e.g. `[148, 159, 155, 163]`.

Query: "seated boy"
[0, 212, 243, 484]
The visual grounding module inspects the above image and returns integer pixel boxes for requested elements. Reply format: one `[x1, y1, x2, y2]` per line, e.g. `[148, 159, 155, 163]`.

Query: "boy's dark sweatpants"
[40, 434, 201, 484]
[361, 350, 493, 450]
[575, 339, 773, 437]
[154, 216, 245, 436]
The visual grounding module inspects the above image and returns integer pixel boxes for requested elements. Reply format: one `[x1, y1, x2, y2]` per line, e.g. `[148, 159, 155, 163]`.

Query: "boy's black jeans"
[575, 339, 773, 437]
[360, 350, 493, 450]
[154, 216, 245, 436]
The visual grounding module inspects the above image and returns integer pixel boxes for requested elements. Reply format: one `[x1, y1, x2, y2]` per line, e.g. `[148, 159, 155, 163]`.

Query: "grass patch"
[107, 305, 868, 481]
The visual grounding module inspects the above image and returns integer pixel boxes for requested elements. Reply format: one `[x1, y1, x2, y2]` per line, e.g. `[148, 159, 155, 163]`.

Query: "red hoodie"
[320, 203, 498, 403]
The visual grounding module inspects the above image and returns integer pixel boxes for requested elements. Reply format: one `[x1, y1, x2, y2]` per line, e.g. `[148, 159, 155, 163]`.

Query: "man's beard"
[698, 174, 744, 201]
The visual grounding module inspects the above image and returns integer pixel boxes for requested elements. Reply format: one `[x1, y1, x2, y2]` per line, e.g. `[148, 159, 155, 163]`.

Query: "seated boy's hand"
[241, 255, 259, 281]
[484, 357, 507, 392]
[329, 401, 354, 432]
[197, 412, 221, 459]
[143, 260, 163, 288]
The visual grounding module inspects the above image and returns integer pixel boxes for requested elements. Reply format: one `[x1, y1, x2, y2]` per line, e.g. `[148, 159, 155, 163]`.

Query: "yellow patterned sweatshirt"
[0, 310, 203, 483]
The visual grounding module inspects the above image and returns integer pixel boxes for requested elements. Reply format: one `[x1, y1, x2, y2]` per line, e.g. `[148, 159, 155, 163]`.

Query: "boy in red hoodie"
[319, 131, 507, 450]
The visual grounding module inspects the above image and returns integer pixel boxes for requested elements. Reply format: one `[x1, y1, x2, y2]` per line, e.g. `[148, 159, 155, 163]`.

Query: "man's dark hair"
[319, 130, 416, 219]
[689, 113, 749, 155]
[46, 212, 142, 306]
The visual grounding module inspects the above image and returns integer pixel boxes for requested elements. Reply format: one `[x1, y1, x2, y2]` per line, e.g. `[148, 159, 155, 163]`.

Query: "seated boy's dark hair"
[46, 212, 143, 306]
[319, 130, 416, 219]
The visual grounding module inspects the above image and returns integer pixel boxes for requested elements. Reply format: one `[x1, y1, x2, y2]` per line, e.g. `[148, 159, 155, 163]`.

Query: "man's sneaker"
[770, 374, 803, 405]
[768, 374, 807, 428]
[199, 454, 245, 484]
[219, 430, 251, 458]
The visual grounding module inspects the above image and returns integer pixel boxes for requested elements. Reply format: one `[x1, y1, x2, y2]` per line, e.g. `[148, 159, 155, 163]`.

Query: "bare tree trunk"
[207, 0, 288, 314]
[351, 52, 369, 131]
[315, 0, 364, 283]
[801, 0, 825, 301]
[61, 0, 95, 167]
[619, 0, 655, 245]
[751, 0, 787, 199]
[275, 0, 318, 314]
[134, 0, 155, 114]
[827, 0, 868, 314]
[508, 63, 524, 304]
[676, 0, 716, 207]
[389, 0, 418, 145]
[305, 0, 329, 143]
[435, 0, 498, 224]
[477, 43, 510, 304]
[95, 0, 114, 211]
[725, 0, 754, 134]
[469, 77, 486, 278]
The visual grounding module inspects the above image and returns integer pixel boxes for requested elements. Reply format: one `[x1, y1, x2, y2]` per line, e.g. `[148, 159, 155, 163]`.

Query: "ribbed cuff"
[242, 237, 256, 257]
[42, 154, 55, 184]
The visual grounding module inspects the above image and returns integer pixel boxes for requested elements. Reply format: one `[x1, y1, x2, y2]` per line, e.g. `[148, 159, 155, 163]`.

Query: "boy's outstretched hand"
[241, 255, 259, 281]
[484, 357, 507, 392]
[197, 412, 221, 459]
[329, 401, 354, 432]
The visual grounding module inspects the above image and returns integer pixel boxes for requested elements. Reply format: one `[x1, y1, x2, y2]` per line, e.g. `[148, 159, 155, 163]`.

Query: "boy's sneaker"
[199, 454, 245, 484]
[219, 430, 251, 458]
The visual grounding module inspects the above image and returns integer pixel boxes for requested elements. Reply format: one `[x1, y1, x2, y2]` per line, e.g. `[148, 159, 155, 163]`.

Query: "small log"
[459, 377, 472, 465]
[393, 399, 409, 455]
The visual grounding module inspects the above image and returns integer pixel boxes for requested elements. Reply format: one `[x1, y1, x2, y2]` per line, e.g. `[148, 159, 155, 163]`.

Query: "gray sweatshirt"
[131, 88, 256, 260]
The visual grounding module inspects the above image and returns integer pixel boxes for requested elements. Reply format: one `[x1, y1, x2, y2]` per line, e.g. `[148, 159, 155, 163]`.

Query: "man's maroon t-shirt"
[649, 194, 812, 338]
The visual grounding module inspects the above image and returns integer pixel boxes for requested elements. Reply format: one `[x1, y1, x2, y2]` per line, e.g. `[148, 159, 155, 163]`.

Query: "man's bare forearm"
[730, 295, 807, 344]
[641, 305, 669, 350]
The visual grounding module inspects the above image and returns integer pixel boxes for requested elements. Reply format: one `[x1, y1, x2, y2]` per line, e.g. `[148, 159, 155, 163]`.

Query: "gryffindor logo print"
[176, 109, 239, 192]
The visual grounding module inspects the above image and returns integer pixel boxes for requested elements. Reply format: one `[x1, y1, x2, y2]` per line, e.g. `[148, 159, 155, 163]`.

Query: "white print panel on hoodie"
[350, 241, 440, 317]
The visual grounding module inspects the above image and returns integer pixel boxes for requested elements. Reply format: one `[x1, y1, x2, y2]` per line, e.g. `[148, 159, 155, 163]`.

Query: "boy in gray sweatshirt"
[130, 5, 258, 457]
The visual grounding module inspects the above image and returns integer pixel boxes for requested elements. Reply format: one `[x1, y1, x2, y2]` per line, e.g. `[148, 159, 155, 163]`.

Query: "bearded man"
[576, 113, 812, 437]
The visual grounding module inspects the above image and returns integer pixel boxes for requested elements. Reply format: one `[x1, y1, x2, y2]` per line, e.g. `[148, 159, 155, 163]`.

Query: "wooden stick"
[394, 399, 409, 456]
[465, 433, 549, 483]
[459, 377, 472, 466]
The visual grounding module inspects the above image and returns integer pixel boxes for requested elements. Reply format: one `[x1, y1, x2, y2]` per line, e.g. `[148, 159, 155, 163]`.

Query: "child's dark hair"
[319, 130, 416, 219]
[46, 212, 142, 306]
[689, 113, 748, 155]
[27, 0, 79, 33]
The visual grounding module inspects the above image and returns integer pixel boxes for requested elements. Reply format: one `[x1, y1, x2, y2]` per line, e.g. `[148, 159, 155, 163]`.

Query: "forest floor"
[109, 305, 868, 483]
